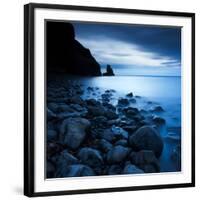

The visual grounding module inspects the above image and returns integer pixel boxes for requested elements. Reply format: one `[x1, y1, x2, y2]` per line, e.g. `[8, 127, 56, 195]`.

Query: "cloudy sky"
[73, 22, 181, 76]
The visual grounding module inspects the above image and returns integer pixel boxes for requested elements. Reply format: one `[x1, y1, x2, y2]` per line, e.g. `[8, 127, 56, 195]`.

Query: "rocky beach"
[46, 75, 181, 178]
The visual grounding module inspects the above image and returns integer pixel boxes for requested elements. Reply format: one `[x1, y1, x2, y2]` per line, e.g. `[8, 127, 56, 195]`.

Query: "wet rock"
[87, 86, 94, 91]
[59, 117, 91, 149]
[111, 125, 129, 139]
[119, 118, 136, 127]
[56, 150, 79, 166]
[129, 126, 164, 157]
[57, 104, 74, 113]
[99, 125, 128, 142]
[47, 161, 56, 178]
[56, 164, 95, 178]
[55, 150, 79, 177]
[87, 105, 106, 117]
[122, 164, 144, 174]
[151, 106, 165, 112]
[123, 107, 139, 118]
[137, 119, 150, 127]
[101, 93, 112, 102]
[47, 102, 59, 113]
[105, 110, 118, 120]
[126, 92, 133, 97]
[130, 150, 160, 172]
[92, 116, 108, 128]
[47, 108, 56, 120]
[152, 116, 166, 125]
[67, 96, 86, 106]
[78, 147, 104, 168]
[108, 165, 122, 175]
[129, 98, 137, 103]
[118, 98, 129, 106]
[102, 102, 116, 112]
[57, 111, 84, 119]
[107, 145, 129, 164]
[47, 129, 58, 142]
[107, 119, 120, 126]
[115, 139, 128, 147]
[96, 139, 113, 153]
[70, 104, 85, 112]
[98, 128, 116, 142]
[86, 98, 100, 106]
[122, 125, 137, 134]
[47, 142, 62, 158]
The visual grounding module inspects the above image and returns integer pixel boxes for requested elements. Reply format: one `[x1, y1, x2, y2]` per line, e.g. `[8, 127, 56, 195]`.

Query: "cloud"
[77, 36, 180, 68]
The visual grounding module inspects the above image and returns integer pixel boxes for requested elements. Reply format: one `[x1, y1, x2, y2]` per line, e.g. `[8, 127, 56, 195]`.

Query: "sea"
[57, 75, 181, 173]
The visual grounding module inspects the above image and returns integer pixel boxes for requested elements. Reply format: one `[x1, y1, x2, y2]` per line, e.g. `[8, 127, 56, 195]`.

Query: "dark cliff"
[46, 21, 102, 76]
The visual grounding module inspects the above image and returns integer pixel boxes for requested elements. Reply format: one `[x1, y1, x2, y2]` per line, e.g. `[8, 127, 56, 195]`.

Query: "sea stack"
[47, 21, 102, 76]
[103, 64, 115, 76]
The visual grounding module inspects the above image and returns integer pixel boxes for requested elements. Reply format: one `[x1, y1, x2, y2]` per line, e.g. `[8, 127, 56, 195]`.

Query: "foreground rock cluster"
[47, 79, 167, 178]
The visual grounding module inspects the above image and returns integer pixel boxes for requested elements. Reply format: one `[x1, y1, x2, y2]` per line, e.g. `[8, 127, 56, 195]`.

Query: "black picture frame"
[24, 3, 195, 197]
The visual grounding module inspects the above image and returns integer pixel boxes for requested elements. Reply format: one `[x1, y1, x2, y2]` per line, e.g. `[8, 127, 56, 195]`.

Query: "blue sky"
[73, 22, 181, 76]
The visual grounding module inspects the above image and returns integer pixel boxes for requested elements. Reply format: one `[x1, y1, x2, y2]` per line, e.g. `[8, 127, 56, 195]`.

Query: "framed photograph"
[24, 3, 195, 197]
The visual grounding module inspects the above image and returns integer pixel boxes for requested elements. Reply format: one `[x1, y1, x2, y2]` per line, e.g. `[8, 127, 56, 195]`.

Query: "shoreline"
[47, 76, 181, 178]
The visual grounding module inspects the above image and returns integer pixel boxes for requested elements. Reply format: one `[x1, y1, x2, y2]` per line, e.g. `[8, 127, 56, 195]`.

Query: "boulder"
[108, 165, 122, 175]
[111, 125, 129, 139]
[123, 107, 139, 119]
[47, 129, 58, 142]
[56, 164, 95, 178]
[47, 21, 101, 76]
[130, 150, 160, 172]
[152, 116, 166, 125]
[55, 150, 79, 177]
[47, 142, 62, 158]
[98, 129, 116, 142]
[105, 110, 118, 120]
[151, 106, 165, 112]
[99, 126, 128, 142]
[59, 117, 91, 149]
[118, 98, 129, 106]
[122, 164, 144, 174]
[66, 96, 86, 106]
[102, 102, 116, 112]
[126, 92, 133, 97]
[78, 147, 104, 168]
[122, 125, 137, 134]
[129, 126, 164, 157]
[96, 139, 113, 153]
[107, 145, 129, 164]
[56, 150, 79, 167]
[56, 104, 74, 113]
[115, 139, 128, 147]
[86, 98, 101, 106]
[129, 98, 137, 103]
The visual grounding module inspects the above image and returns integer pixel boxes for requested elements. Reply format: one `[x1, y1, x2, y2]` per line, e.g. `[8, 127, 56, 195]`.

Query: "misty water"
[75, 75, 181, 172]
